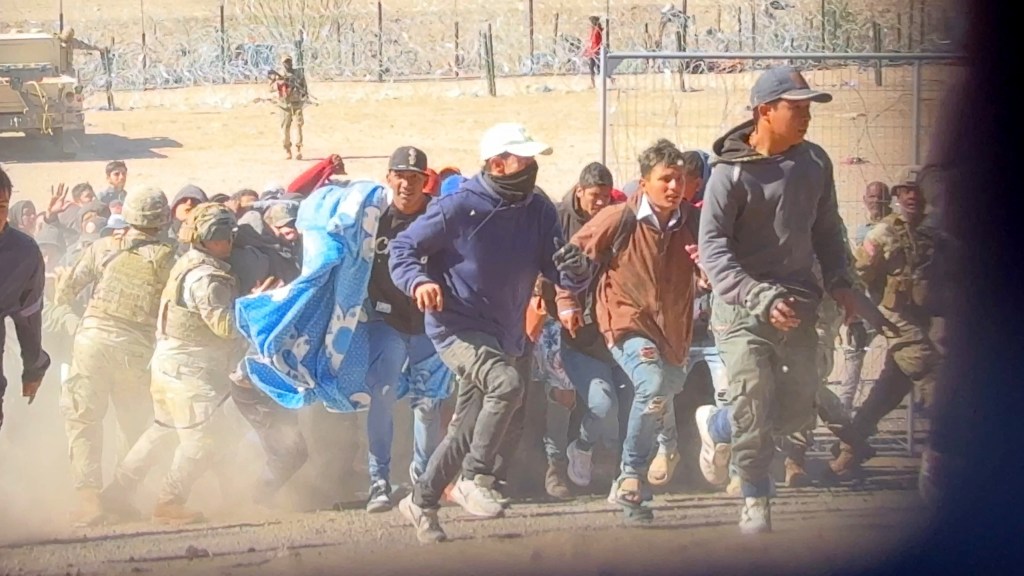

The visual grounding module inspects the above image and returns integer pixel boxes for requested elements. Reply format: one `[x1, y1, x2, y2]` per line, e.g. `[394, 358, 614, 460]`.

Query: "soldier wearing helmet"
[53, 187, 177, 526]
[270, 54, 308, 160]
[102, 203, 252, 524]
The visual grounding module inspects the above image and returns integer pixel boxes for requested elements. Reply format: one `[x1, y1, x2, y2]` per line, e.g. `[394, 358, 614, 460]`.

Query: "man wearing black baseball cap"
[694, 65, 881, 534]
[359, 145, 445, 514]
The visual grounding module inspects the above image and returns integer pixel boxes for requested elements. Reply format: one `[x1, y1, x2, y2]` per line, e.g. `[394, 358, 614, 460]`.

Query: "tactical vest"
[880, 214, 936, 311]
[158, 249, 237, 346]
[86, 236, 176, 327]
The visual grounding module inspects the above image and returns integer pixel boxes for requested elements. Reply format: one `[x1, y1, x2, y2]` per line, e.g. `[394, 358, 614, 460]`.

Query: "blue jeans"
[561, 347, 628, 453]
[610, 336, 688, 479]
[365, 320, 442, 485]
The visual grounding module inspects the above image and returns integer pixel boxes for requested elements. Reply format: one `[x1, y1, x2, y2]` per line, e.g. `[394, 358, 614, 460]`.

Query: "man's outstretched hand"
[832, 287, 901, 338]
[552, 241, 592, 278]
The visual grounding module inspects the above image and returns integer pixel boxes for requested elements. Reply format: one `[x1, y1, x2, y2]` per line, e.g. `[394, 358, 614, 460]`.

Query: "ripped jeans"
[610, 335, 688, 480]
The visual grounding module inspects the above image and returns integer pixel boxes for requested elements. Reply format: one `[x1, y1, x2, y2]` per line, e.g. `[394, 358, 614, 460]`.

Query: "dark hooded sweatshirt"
[388, 173, 588, 357]
[698, 120, 851, 310]
[0, 225, 51, 399]
[170, 185, 209, 242]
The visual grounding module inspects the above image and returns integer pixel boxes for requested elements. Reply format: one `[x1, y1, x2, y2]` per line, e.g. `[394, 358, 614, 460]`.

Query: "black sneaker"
[366, 480, 393, 513]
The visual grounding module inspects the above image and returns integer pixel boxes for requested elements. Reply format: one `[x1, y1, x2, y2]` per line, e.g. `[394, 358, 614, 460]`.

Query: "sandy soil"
[0, 456, 929, 576]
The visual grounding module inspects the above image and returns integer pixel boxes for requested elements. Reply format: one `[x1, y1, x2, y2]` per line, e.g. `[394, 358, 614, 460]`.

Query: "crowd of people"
[0, 64, 948, 544]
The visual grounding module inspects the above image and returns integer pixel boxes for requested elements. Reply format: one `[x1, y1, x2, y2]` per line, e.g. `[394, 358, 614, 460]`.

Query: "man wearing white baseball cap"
[389, 122, 589, 543]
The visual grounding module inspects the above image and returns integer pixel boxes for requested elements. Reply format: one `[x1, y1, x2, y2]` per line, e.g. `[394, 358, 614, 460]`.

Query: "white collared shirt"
[636, 194, 682, 231]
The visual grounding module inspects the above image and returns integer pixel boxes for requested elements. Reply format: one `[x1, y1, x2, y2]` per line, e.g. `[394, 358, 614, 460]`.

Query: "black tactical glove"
[552, 241, 592, 279]
[846, 321, 869, 352]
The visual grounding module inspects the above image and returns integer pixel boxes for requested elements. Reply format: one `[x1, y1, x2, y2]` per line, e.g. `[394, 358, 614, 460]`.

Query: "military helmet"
[122, 187, 170, 228]
[179, 202, 237, 245]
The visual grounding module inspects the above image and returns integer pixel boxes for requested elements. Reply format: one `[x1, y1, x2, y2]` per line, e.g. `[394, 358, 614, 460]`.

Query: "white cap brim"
[780, 89, 833, 103]
[482, 141, 553, 161]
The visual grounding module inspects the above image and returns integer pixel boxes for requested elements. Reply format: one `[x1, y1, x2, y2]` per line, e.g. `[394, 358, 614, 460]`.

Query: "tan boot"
[784, 457, 812, 488]
[785, 444, 812, 488]
[70, 488, 105, 527]
[152, 501, 205, 525]
[647, 449, 680, 487]
[284, 146, 292, 160]
[828, 442, 866, 480]
[544, 462, 572, 499]
[725, 475, 742, 497]
[295, 146, 303, 160]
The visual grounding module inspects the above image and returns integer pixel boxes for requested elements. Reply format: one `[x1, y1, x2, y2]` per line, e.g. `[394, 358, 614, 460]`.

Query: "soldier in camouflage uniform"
[829, 173, 943, 479]
[55, 187, 176, 526]
[102, 203, 248, 524]
[271, 55, 307, 160]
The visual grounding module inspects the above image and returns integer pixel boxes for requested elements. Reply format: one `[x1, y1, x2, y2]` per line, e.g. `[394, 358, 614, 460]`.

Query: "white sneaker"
[696, 405, 731, 486]
[740, 497, 772, 534]
[450, 475, 505, 518]
[566, 440, 594, 487]
[398, 495, 447, 544]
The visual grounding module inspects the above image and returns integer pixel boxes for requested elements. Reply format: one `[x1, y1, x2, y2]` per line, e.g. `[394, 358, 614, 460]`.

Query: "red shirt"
[584, 27, 603, 58]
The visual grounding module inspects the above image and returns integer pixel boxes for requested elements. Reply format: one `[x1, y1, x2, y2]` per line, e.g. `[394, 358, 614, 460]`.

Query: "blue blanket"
[235, 181, 453, 413]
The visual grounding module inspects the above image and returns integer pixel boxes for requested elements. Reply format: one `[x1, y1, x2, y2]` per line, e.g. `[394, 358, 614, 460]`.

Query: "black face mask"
[486, 161, 539, 204]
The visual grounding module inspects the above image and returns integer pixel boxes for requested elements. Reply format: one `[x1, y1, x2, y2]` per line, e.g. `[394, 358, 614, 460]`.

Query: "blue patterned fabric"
[234, 181, 453, 413]
[532, 317, 573, 391]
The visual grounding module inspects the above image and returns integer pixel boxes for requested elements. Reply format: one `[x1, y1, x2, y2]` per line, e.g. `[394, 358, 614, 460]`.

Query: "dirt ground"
[0, 456, 928, 576]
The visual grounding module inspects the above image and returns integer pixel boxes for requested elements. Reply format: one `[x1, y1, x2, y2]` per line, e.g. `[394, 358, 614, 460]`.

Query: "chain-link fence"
[598, 51, 962, 455]
[3, 0, 960, 95]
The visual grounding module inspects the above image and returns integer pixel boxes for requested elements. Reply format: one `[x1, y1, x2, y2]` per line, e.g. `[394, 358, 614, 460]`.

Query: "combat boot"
[284, 146, 292, 160]
[828, 442, 866, 480]
[152, 501, 205, 525]
[784, 445, 812, 488]
[70, 488, 105, 527]
[295, 146, 303, 160]
[544, 462, 572, 499]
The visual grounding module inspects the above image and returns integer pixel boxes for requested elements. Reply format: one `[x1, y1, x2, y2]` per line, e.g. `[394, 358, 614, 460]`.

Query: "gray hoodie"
[698, 120, 850, 318]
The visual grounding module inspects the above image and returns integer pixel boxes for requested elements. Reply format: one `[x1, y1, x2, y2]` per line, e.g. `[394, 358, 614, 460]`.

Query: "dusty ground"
[0, 456, 928, 576]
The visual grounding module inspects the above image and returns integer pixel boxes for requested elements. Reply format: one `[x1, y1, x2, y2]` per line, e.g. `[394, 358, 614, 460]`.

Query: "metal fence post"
[376, 1, 384, 82]
[599, 44, 608, 165]
[912, 59, 922, 164]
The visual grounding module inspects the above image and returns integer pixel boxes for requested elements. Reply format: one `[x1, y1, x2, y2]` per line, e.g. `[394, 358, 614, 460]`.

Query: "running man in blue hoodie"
[389, 123, 590, 543]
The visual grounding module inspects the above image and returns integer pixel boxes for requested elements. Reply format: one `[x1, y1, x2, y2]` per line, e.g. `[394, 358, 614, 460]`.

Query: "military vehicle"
[0, 28, 100, 154]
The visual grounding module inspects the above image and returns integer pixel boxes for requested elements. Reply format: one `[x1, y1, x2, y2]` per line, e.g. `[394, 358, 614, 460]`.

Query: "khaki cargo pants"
[59, 334, 153, 491]
[845, 308, 941, 444]
[280, 103, 304, 150]
[112, 354, 230, 505]
[711, 298, 820, 488]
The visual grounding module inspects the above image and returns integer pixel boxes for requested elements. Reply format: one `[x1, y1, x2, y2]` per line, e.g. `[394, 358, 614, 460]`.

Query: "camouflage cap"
[893, 165, 923, 195]
[122, 187, 170, 228]
[264, 202, 298, 228]
[179, 202, 237, 245]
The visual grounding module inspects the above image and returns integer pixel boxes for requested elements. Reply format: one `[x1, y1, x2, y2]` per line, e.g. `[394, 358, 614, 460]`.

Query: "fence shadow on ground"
[0, 133, 183, 164]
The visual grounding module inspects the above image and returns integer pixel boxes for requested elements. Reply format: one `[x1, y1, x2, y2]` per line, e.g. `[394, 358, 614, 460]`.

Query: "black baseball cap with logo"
[388, 146, 428, 174]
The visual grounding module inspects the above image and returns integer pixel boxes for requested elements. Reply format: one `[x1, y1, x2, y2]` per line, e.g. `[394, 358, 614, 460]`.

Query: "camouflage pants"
[711, 298, 819, 488]
[112, 354, 230, 505]
[845, 310, 941, 445]
[280, 104, 304, 150]
[60, 334, 153, 491]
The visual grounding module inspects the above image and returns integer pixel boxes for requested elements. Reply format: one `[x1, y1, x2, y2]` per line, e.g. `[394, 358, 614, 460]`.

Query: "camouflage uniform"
[105, 203, 244, 523]
[275, 57, 306, 158]
[831, 202, 943, 475]
[56, 188, 175, 498]
[55, 188, 175, 524]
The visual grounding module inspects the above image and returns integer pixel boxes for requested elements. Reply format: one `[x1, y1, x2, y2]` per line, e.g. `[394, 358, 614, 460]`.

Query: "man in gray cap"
[693, 66, 877, 534]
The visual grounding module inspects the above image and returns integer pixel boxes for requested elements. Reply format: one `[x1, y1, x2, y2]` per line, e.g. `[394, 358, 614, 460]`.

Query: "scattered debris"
[841, 156, 870, 165]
